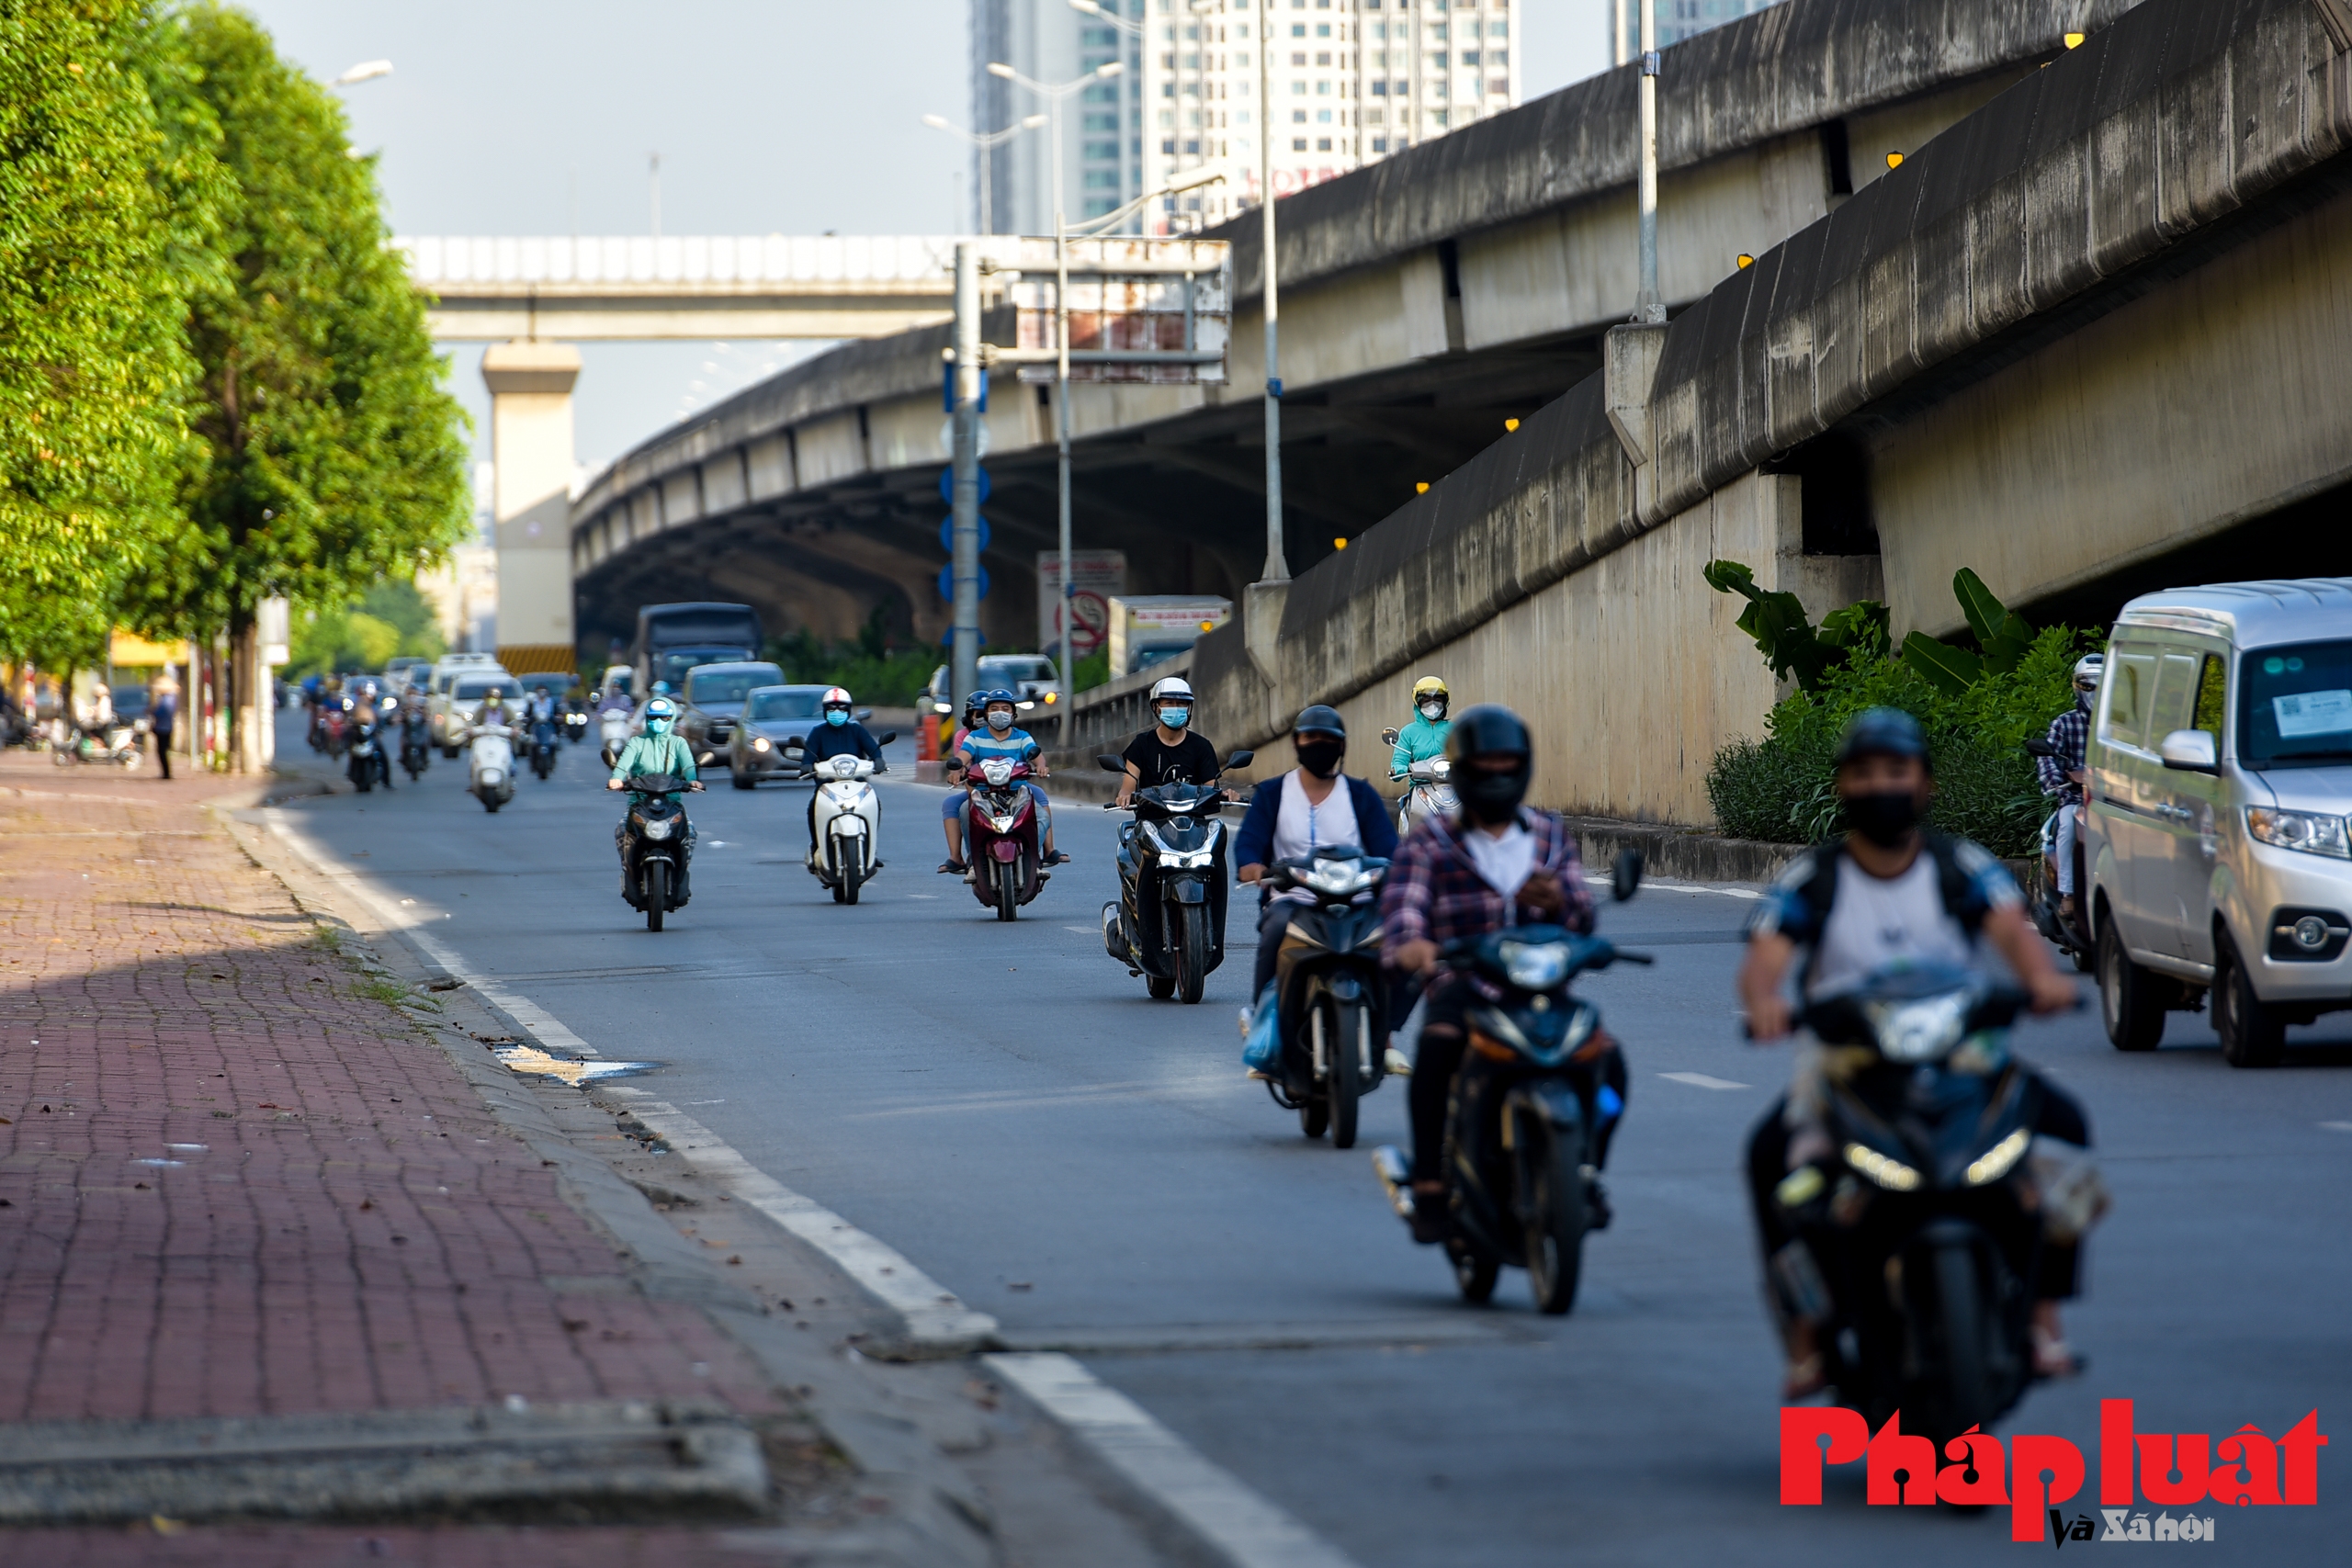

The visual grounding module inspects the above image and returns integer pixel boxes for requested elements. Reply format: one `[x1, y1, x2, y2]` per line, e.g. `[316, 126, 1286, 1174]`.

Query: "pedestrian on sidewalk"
[151, 670, 179, 779]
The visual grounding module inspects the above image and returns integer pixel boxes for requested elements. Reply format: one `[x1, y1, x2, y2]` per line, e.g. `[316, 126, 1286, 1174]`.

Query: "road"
[273, 712, 2352, 1563]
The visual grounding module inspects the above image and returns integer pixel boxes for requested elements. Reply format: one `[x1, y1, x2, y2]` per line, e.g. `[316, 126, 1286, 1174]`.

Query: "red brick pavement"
[0, 757, 794, 1555]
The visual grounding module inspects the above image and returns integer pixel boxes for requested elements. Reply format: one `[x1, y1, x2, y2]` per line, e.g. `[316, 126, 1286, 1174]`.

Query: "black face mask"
[1459, 762, 1530, 825]
[1845, 790, 1922, 848]
[1295, 740, 1344, 779]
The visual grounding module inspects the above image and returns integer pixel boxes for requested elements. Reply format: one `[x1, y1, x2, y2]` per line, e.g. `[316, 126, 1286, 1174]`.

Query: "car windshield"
[747, 689, 825, 721]
[979, 656, 1056, 684]
[2240, 639, 2352, 767]
[687, 666, 786, 705]
[454, 678, 512, 702]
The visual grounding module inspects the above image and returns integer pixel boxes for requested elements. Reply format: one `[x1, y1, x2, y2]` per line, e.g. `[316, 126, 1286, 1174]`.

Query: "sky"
[240, 0, 1616, 486]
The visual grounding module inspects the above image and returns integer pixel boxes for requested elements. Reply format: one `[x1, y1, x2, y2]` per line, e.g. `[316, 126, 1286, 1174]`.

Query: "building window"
[1084, 140, 1119, 161]
[1160, 137, 1177, 152]
[1082, 170, 1121, 189]
[1490, 50, 1508, 67]
[1372, 136, 1388, 152]
[1462, 50, 1478, 66]
[1372, 80, 1387, 95]
[1182, 138, 1199, 154]
[1292, 80, 1306, 94]
[1317, 137, 1333, 151]
[1316, 80, 1329, 94]
[1291, 51, 1306, 64]
[1292, 137, 1309, 151]
[1489, 77, 1508, 96]
[1083, 112, 1119, 132]
[1292, 24, 1306, 37]
[1317, 107, 1331, 121]
[1292, 108, 1307, 122]
[1317, 23, 1331, 37]
[1430, 108, 1448, 127]
[1315, 51, 1330, 65]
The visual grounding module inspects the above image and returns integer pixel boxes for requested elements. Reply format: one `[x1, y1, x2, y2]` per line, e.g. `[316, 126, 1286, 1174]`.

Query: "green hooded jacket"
[1390, 715, 1451, 776]
[611, 730, 698, 786]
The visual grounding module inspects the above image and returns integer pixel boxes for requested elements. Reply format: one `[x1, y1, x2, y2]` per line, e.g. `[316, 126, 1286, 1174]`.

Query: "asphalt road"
[275, 713, 2352, 1564]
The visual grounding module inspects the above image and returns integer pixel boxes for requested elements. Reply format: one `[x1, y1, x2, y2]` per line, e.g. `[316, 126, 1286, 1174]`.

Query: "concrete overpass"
[1143, 0, 2352, 828]
[567, 0, 2143, 657]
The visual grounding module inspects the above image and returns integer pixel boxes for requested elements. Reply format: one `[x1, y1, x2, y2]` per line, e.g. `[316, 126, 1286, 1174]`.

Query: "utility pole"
[1257, 12, 1285, 583]
[1634, 3, 1665, 323]
[649, 152, 662, 240]
[950, 244, 982, 711]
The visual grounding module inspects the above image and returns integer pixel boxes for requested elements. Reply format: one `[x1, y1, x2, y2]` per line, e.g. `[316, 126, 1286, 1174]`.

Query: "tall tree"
[130, 4, 469, 643]
[0, 0, 204, 665]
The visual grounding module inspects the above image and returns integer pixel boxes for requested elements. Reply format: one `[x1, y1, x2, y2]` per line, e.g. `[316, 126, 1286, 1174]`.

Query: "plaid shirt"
[2038, 702, 2090, 805]
[1379, 808, 1593, 974]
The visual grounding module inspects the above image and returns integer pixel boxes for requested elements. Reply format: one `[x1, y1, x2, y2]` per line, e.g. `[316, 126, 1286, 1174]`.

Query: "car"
[429, 670, 517, 757]
[916, 654, 1062, 717]
[382, 656, 432, 694]
[424, 655, 503, 747]
[677, 661, 786, 765]
[725, 684, 842, 788]
[2085, 578, 2352, 1067]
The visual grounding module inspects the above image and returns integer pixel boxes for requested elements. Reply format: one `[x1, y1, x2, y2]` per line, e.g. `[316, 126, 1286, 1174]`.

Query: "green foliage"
[1707, 626, 2097, 856]
[283, 579, 444, 676]
[1070, 648, 1112, 694]
[1702, 559, 1890, 693]
[0, 0, 214, 664]
[126, 5, 471, 637]
[765, 605, 933, 707]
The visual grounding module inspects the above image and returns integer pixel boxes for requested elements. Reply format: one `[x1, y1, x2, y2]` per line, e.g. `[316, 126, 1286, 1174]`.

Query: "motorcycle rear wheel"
[1173, 904, 1209, 1006]
[1325, 998, 1362, 1150]
[645, 860, 667, 932]
[1521, 1122, 1588, 1315]
[1452, 1242, 1500, 1304]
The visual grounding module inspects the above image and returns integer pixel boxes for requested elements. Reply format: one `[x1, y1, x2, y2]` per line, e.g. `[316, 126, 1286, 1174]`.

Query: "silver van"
[2086, 579, 2352, 1066]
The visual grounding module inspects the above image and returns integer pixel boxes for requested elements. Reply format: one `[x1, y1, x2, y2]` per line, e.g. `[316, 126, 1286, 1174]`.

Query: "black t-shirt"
[1123, 729, 1220, 789]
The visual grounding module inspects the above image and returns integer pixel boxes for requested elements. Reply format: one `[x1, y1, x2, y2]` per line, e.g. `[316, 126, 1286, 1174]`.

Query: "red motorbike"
[965, 753, 1046, 922]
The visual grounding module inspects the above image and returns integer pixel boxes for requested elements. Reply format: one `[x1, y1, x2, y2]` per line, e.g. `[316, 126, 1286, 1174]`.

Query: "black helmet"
[1834, 706, 1929, 769]
[1294, 704, 1346, 739]
[1447, 704, 1534, 823]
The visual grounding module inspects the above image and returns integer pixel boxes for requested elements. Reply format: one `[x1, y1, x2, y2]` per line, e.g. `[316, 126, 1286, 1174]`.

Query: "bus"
[630, 604, 765, 695]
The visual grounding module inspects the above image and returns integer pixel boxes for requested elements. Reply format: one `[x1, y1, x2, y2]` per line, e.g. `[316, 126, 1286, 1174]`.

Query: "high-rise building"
[1137, 0, 1522, 234]
[970, 0, 1147, 235]
[1608, 0, 1786, 57]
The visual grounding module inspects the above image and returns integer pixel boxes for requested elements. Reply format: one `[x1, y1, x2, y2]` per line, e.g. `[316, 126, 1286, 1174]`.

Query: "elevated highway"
[567, 0, 2141, 653]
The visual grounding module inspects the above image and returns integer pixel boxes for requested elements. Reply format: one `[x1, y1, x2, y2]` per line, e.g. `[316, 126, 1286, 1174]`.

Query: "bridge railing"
[1045, 655, 1191, 787]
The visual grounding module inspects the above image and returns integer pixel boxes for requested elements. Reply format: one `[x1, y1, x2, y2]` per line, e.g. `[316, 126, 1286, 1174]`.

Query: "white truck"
[1106, 596, 1232, 680]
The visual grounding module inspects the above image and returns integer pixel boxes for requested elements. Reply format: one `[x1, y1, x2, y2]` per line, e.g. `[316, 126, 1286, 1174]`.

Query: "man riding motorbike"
[1115, 677, 1227, 805]
[606, 695, 704, 893]
[941, 690, 1065, 874]
[1390, 676, 1453, 779]
[2037, 654, 2103, 926]
[1736, 706, 2086, 1397]
[474, 684, 513, 735]
[1237, 705, 1398, 1005]
[800, 685, 888, 854]
[1378, 705, 1623, 1240]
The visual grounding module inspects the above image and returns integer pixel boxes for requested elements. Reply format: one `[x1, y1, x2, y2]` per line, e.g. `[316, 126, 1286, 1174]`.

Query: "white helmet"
[1149, 676, 1194, 703]
[2072, 653, 2105, 694]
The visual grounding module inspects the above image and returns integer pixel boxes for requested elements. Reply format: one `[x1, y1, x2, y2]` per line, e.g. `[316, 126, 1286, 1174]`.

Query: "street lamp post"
[988, 57, 1126, 715]
[922, 112, 1049, 236]
[1634, 2, 1665, 323]
[1257, 2, 1284, 582]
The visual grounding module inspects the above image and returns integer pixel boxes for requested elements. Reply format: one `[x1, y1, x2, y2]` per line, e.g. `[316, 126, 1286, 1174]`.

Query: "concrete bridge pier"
[481, 341, 582, 676]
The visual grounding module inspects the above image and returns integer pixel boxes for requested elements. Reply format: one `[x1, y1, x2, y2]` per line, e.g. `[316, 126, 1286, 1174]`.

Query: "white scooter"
[598, 709, 631, 769]
[468, 724, 516, 813]
[804, 752, 887, 905]
[1381, 728, 1458, 834]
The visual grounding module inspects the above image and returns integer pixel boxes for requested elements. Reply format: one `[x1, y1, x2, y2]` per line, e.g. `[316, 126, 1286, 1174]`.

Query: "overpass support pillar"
[481, 340, 582, 677]
[1605, 322, 1669, 518]
[1244, 578, 1290, 727]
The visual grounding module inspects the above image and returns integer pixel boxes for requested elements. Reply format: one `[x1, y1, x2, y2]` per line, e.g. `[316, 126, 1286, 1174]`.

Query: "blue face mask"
[1159, 706, 1191, 729]
[826, 709, 848, 727]
[645, 718, 672, 735]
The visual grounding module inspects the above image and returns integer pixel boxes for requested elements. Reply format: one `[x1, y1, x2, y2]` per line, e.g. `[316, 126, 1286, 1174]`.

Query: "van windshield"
[687, 666, 785, 705]
[979, 656, 1056, 684]
[2240, 639, 2352, 767]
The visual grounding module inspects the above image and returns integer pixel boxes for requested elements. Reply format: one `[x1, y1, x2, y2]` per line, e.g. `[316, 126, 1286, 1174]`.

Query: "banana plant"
[1702, 560, 1889, 694]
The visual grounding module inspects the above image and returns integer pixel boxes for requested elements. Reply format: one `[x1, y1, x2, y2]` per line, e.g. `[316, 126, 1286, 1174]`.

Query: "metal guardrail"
[1053, 655, 1190, 761]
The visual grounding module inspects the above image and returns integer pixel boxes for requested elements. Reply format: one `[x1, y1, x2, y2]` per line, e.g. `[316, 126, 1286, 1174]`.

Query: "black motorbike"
[1773, 965, 2072, 1443]
[345, 716, 391, 793]
[529, 716, 560, 780]
[619, 773, 697, 932]
[399, 709, 431, 780]
[1097, 750, 1251, 1004]
[1374, 852, 1646, 1314]
[2021, 738, 2092, 972]
[1254, 843, 1392, 1149]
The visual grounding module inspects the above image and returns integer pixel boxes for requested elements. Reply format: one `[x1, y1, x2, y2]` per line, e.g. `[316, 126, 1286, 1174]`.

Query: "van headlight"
[2246, 807, 2351, 859]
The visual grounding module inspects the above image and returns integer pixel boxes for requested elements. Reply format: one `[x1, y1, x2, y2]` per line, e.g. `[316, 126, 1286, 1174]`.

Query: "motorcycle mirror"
[1226, 750, 1253, 771]
[878, 730, 899, 745]
[855, 708, 873, 722]
[1379, 728, 1399, 746]
[1611, 848, 1645, 903]
[696, 751, 715, 766]
[1096, 753, 1125, 773]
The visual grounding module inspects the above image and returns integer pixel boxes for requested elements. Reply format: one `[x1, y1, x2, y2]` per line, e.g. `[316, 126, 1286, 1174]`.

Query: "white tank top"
[1270, 770, 1361, 904]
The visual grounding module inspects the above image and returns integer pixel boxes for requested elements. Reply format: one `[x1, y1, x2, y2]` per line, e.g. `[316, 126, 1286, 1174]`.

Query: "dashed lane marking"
[1658, 1071, 1752, 1090]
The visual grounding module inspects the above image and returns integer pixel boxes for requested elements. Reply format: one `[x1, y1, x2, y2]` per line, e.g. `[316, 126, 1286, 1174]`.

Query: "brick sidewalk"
[0, 757, 800, 1561]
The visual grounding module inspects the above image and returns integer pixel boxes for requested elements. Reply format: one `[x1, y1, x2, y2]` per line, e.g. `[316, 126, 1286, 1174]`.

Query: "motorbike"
[345, 716, 391, 793]
[1763, 964, 2088, 1442]
[2021, 738, 2092, 973]
[961, 751, 1046, 922]
[619, 772, 697, 931]
[599, 709, 632, 769]
[1254, 844, 1392, 1147]
[1374, 852, 1647, 1314]
[467, 724, 516, 813]
[528, 714, 560, 780]
[804, 742, 895, 905]
[316, 702, 349, 760]
[1097, 750, 1252, 1004]
[399, 708, 432, 780]
[563, 705, 590, 746]
[51, 719, 144, 770]
[1379, 728, 1458, 834]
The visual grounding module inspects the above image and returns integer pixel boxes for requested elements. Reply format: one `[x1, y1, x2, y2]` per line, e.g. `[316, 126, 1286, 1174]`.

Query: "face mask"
[645, 718, 671, 736]
[825, 710, 848, 727]
[1295, 739, 1344, 779]
[1419, 703, 1444, 722]
[1845, 789, 1922, 848]
[987, 711, 1013, 732]
[1159, 706, 1191, 729]
[2076, 689, 2096, 712]
[1459, 762, 1529, 824]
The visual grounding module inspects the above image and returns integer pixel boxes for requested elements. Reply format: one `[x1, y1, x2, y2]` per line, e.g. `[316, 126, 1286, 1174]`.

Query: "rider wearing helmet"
[801, 686, 888, 867]
[1116, 676, 1223, 806]
[606, 695, 704, 893]
[942, 689, 1065, 873]
[938, 692, 989, 869]
[1236, 705, 1399, 999]
[2038, 653, 2104, 923]
[1379, 705, 1619, 1239]
[1390, 676, 1452, 779]
[469, 684, 512, 739]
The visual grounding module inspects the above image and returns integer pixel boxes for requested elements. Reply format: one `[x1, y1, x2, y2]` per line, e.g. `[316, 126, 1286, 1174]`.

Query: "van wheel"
[2215, 940, 2287, 1068]
[2098, 918, 2165, 1052]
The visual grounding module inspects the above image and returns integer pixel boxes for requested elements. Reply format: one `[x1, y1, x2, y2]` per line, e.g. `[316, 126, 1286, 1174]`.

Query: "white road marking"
[1658, 1071, 1752, 1090]
[986, 1353, 1365, 1568]
[2323, 1121, 2352, 1133]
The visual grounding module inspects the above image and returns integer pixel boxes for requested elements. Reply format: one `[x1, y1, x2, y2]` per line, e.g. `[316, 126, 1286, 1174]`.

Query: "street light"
[1634, 4, 1665, 322]
[331, 59, 392, 85]
[922, 112, 1048, 236]
[1068, 1, 1143, 233]
[1254, 0, 1284, 583]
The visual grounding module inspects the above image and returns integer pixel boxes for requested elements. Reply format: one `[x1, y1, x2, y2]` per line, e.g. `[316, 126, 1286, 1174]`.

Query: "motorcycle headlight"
[1843, 1142, 1923, 1192]
[1300, 862, 1374, 897]
[1498, 941, 1572, 991]
[1865, 992, 1971, 1063]
[2246, 807, 2351, 859]
[989, 813, 1018, 833]
[1964, 1127, 2031, 1186]
[642, 818, 673, 840]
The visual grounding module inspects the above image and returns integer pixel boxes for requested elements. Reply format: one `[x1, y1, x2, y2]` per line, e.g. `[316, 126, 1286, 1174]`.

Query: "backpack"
[1778, 830, 2000, 987]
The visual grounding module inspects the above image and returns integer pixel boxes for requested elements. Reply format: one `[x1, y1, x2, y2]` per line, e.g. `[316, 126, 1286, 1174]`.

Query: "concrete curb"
[1561, 816, 1795, 887]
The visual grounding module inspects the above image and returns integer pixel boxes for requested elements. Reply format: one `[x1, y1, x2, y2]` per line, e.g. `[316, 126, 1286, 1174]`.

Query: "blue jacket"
[1234, 771, 1398, 874]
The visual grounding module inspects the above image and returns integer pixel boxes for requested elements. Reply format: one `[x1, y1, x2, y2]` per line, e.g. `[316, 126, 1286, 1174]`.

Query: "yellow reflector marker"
[1504, 417, 1520, 432]
[1885, 151, 1904, 170]
[2064, 30, 2085, 48]
[1736, 253, 1755, 269]
[1415, 481, 1430, 494]
[1332, 537, 1347, 550]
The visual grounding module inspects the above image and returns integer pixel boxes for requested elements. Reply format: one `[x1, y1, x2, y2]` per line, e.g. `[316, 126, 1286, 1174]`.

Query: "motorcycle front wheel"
[644, 860, 667, 931]
[1325, 997, 1362, 1149]
[1521, 1122, 1588, 1315]
[1451, 1240, 1499, 1304]
[1928, 1241, 1996, 1440]
[995, 862, 1020, 922]
[1173, 903, 1209, 1005]
[840, 850, 863, 907]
